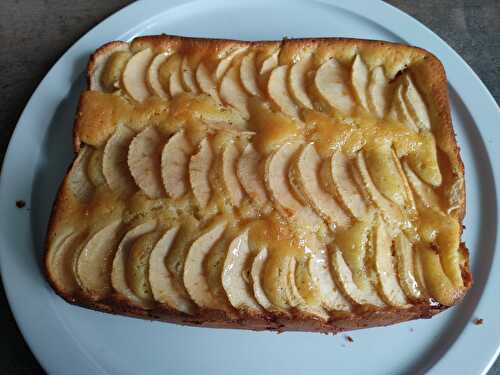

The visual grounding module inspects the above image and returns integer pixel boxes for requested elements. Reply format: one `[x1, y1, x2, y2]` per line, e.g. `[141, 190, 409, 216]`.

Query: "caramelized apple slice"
[127, 230, 162, 302]
[293, 144, 350, 230]
[367, 66, 388, 118]
[158, 54, 184, 97]
[330, 151, 368, 219]
[364, 143, 408, 208]
[180, 56, 199, 93]
[309, 248, 351, 311]
[89, 42, 129, 92]
[161, 131, 193, 199]
[393, 84, 419, 132]
[86, 148, 105, 187]
[222, 229, 263, 313]
[183, 221, 227, 310]
[403, 75, 431, 131]
[148, 226, 196, 314]
[355, 151, 404, 236]
[122, 48, 153, 102]
[237, 143, 269, 207]
[195, 62, 221, 102]
[221, 142, 245, 207]
[394, 233, 423, 301]
[251, 248, 275, 311]
[189, 138, 213, 208]
[258, 50, 279, 75]
[103, 124, 136, 196]
[407, 132, 442, 186]
[262, 253, 292, 312]
[214, 46, 248, 81]
[403, 161, 441, 208]
[111, 221, 156, 308]
[264, 141, 303, 217]
[147, 52, 171, 98]
[288, 54, 314, 109]
[75, 220, 122, 300]
[46, 231, 88, 295]
[417, 245, 462, 306]
[330, 249, 385, 306]
[220, 65, 249, 117]
[68, 147, 94, 202]
[314, 59, 355, 114]
[268, 65, 299, 118]
[128, 126, 165, 199]
[374, 220, 408, 307]
[351, 55, 369, 110]
[240, 51, 261, 96]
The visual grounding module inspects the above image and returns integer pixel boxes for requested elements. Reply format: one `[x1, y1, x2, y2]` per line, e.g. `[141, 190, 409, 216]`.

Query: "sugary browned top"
[46, 36, 469, 321]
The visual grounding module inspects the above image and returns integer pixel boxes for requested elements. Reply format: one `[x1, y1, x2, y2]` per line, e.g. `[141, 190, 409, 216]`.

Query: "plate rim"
[0, 0, 499, 374]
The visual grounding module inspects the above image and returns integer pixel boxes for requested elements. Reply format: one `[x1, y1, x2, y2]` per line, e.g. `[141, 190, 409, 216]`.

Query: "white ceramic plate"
[1, 1, 499, 374]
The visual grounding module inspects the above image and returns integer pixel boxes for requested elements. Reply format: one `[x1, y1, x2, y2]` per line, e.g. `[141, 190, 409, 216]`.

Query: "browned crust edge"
[45, 34, 470, 333]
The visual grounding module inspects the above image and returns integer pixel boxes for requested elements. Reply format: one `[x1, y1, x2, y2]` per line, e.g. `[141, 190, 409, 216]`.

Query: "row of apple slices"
[47, 193, 460, 325]
[92, 44, 431, 129]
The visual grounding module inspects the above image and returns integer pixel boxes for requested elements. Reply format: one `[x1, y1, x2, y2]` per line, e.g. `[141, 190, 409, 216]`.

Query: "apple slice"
[68, 146, 94, 202]
[403, 161, 441, 208]
[308, 248, 351, 311]
[89, 41, 129, 92]
[148, 226, 195, 314]
[367, 66, 388, 118]
[267, 65, 300, 118]
[403, 75, 431, 131]
[258, 50, 279, 75]
[264, 141, 303, 217]
[161, 131, 193, 200]
[180, 56, 199, 93]
[330, 249, 385, 306]
[221, 142, 245, 207]
[288, 54, 314, 109]
[262, 253, 293, 312]
[237, 143, 269, 207]
[147, 52, 171, 98]
[222, 229, 263, 313]
[46, 230, 88, 295]
[219, 65, 249, 118]
[111, 221, 157, 308]
[214, 46, 248, 81]
[407, 132, 442, 186]
[394, 233, 423, 301]
[364, 143, 408, 208]
[314, 59, 355, 114]
[121, 48, 154, 102]
[292, 144, 350, 230]
[158, 54, 184, 97]
[183, 221, 227, 310]
[330, 151, 368, 220]
[351, 54, 369, 110]
[251, 247, 276, 311]
[189, 138, 213, 208]
[128, 126, 165, 199]
[75, 220, 122, 301]
[393, 84, 419, 132]
[287, 257, 329, 320]
[86, 148, 105, 187]
[374, 220, 408, 307]
[195, 62, 221, 102]
[417, 245, 461, 306]
[355, 151, 404, 236]
[127, 230, 163, 302]
[240, 51, 261, 96]
[103, 124, 137, 197]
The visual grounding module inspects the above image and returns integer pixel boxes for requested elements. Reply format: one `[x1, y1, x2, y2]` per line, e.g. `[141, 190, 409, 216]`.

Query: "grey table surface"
[0, 0, 498, 374]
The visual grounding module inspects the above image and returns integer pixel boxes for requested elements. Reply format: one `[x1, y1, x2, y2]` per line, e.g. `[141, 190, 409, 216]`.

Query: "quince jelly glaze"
[46, 38, 468, 321]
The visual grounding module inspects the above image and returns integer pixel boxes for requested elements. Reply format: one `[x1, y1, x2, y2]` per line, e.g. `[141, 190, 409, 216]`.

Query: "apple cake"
[44, 35, 471, 333]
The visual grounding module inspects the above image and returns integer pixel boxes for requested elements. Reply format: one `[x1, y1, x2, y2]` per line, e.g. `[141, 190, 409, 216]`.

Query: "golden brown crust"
[47, 34, 469, 333]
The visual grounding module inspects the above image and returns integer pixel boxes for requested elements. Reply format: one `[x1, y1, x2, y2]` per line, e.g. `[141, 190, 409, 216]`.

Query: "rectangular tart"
[44, 35, 471, 333]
